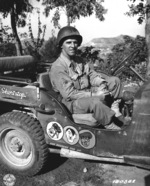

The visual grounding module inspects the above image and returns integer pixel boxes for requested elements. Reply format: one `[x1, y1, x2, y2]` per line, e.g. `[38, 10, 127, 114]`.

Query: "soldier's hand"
[92, 88, 110, 100]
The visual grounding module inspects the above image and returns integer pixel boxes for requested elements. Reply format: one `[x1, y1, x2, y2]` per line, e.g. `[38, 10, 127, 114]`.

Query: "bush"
[39, 36, 60, 63]
[0, 43, 16, 57]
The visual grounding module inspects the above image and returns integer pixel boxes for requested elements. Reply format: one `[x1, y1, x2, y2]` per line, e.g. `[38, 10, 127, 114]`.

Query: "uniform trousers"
[72, 76, 122, 126]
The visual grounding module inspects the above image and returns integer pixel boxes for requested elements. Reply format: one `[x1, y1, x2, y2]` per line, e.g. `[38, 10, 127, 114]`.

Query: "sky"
[1, 0, 145, 44]
[75, 0, 145, 43]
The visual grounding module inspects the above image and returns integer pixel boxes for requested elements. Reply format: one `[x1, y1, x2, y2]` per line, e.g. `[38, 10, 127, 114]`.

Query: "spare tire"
[0, 111, 48, 176]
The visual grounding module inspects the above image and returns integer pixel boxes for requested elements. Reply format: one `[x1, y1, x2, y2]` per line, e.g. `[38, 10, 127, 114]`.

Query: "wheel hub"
[10, 137, 24, 153]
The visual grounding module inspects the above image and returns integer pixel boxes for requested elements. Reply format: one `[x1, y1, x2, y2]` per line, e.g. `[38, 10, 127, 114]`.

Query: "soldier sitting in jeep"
[50, 26, 134, 130]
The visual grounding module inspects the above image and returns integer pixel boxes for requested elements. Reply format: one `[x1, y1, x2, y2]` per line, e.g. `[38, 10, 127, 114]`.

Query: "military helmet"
[57, 26, 83, 47]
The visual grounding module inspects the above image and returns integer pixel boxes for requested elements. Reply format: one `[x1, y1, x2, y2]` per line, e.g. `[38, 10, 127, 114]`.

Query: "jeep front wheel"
[0, 111, 48, 176]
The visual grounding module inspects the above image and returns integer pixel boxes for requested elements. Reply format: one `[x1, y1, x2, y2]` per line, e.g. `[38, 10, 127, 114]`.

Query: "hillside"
[85, 35, 125, 49]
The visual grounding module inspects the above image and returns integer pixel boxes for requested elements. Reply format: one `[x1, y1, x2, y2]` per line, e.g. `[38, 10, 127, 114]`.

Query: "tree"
[0, 18, 16, 56]
[0, 0, 33, 55]
[21, 9, 47, 57]
[126, 0, 150, 77]
[42, 0, 107, 27]
[39, 35, 58, 62]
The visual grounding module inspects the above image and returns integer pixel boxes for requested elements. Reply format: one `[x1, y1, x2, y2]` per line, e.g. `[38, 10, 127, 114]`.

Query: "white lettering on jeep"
[1, 88, 26, 99]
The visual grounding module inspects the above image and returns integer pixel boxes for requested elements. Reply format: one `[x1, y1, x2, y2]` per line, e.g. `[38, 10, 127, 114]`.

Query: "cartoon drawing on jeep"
[47, 121, 63, 140]
[79, 130, 95, 149]
[63, 126, 79, 145]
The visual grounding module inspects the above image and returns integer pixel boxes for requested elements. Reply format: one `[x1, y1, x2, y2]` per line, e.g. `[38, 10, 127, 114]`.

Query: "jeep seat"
[37, 72, 52, 90]
[38, 72, 98, 126]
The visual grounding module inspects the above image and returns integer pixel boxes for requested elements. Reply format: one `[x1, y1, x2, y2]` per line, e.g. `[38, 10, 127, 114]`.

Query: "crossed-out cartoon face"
[49, 123, 61, 138]
[63, 126, 79, 145]
[47, 121, 63, 141]
[79, 130, 95, 149]
[66, 128, 77, 143]
[79, 132, 92, 147]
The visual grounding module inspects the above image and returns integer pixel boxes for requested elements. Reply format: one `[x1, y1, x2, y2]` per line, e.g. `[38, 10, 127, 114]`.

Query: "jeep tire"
[0, 111, 48, 176]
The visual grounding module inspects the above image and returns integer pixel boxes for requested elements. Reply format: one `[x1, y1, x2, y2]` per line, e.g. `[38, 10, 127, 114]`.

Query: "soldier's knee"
[111, 76, 120, 85]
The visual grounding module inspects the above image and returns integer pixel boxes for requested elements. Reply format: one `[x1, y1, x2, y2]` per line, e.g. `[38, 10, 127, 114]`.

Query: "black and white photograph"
[0, 0, 149, 186]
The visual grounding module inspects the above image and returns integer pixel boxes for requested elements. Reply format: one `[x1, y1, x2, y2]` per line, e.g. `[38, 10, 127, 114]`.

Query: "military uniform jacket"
[49, 53, 105, 112]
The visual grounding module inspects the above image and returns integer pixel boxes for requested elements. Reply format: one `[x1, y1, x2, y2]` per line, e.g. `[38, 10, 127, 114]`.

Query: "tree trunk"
[67, 16, 71, 26]
[0, 18, 3, 43]
[10, 6, 23, 56]
[146, 0, 150, 77]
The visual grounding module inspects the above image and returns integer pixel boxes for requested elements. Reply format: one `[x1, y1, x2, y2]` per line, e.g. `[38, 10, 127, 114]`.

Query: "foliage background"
[0, 0, 148, 83]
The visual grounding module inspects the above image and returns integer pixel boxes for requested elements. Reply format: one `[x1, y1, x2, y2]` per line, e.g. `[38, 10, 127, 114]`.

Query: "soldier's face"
[61, 38, 78, 57]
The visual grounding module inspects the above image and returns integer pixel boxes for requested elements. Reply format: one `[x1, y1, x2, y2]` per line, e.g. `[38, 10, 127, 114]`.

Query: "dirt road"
[0, 154, 150, 186]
